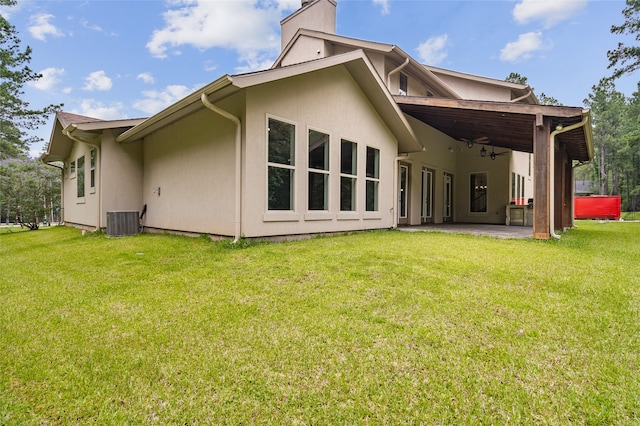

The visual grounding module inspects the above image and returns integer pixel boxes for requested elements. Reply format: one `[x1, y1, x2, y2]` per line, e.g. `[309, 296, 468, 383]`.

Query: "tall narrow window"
[511, 172, 516, 204]
[421, 168, 433, 219]
[308, 130, 329, 210]
[77, 156, 85, 198]
[521, 176, 525, 205]
[90, 149, 96, 190]
[399, 73, 408, 96]
[340, 139, 357, 211]
[470, 172, 487, 213]
[268, 118, 295, 211]
[516, 174, 521, 205]
[70, 160, 76, 178]
[365, 147, 379, 212]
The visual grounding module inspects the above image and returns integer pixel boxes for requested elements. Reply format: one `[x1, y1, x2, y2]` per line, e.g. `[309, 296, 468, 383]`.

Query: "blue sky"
[1, 0, 637, 157]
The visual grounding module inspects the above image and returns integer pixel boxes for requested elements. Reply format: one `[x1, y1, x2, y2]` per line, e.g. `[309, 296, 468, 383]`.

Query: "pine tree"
[0, 0, 61, 159]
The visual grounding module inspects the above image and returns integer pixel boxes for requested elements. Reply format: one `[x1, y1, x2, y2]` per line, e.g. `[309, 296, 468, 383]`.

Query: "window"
[90, 149, 96, 190]
[511, 172, 516, 204]
[77, 156, 85, 198]
[268, 118, 295, 211]
[470, 172, 487, 213]
[308, 130, 329, 211]
[70, 160, 76, 178]
[421, 168, 433, 219]
[399, 73, 408, 96]
[365, 147, 379, 212]
[340, 139, 357, 211]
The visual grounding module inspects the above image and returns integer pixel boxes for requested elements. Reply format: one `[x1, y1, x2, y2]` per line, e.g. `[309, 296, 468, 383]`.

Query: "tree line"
[0, 0, 61, 229]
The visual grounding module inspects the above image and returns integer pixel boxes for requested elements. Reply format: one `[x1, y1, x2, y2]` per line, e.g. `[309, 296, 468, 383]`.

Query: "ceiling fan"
[460, 136, 490, 148]
[480, 145, 509, 160]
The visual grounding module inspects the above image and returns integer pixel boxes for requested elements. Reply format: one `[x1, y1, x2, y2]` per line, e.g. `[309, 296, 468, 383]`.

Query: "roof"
[272, 28, 461, 99]
[424, 66, 538, 104]
[41, 112, 146, 163]
[118, 50, 424, 153]
[395, 96, 593, 162]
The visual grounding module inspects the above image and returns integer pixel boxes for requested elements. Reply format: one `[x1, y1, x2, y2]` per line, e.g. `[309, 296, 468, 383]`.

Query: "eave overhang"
[394, 96, 594, 162]
[118, 50, 423, 153]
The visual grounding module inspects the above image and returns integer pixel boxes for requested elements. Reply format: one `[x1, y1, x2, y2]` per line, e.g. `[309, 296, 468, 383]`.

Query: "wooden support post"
[533, 117, 551, 239]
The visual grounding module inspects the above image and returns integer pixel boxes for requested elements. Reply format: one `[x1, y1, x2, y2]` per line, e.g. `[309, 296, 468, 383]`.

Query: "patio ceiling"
[394, 96, 592, 162]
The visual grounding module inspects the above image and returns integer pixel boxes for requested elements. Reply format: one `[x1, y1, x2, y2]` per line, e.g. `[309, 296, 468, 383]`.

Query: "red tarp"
[574, 196, 621, 220]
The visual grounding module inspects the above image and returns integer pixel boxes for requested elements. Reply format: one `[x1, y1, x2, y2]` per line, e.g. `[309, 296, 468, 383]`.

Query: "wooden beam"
[533, 117, 551, 239]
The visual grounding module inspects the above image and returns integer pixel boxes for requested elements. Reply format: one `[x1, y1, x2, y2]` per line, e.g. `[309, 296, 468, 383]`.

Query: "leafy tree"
[583, 78, 631, 198]
[0, 157, 61, 229]
[505, 73, 562, 105]
[0, 0, 61, 159]
[608, 0, 640, 79]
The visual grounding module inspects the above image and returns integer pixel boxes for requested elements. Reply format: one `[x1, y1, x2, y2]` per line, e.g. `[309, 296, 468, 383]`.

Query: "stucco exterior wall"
[280, 35, 329, 67]
[142, 105, 238, 235]
[434, 74, 512, 102]
[404, 115, 458, 225]
[100, 130, 143, 228]
[454, 143, 511, 224]
[281, 0, 336, 50]
[241, 65, 398, 237]
[63, 141, 99, 228]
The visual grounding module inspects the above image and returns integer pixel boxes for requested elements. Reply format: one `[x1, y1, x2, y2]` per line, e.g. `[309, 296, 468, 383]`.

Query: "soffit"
[394, 96, 592, 162]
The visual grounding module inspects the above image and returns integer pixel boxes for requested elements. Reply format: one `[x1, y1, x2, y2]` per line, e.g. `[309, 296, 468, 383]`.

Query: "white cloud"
[146, 0, 298, 71]
[499, 32, 544, 62]
[83, 71, 113, 91]
[373, 0, 390, 15]
[73, 99, 125, 120]
[28, 13, 64, 41]
[132, 85, 192, 115]
[416, 34, 448, 65]
[513, 0, 588, 28]
[28, 67, 65, 91]
[137, 72, 155, 84]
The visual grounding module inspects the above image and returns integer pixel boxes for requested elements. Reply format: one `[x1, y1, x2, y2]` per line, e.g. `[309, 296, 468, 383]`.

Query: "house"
[41, 0, 593, 240]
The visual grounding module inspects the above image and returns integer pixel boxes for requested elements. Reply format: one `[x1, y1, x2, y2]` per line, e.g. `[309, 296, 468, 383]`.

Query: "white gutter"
[511, 88, 533, 103]
[548, 111, 591, 239]
[387, 58, 410, 93]
[63, 126, 101, 230]
[201, 93, 242, 243]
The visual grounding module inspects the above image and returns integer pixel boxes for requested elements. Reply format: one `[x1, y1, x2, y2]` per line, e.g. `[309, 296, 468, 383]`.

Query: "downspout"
[387, 58, 410, 92]
[511, 88, 533, 103]
[201, 93, 242, 243]
[63, 127, 101, 230]
[548, 111, 591, 239]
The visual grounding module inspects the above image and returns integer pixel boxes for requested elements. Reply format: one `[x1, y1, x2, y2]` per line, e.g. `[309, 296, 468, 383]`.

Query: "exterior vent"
[106, 211, 139, 237]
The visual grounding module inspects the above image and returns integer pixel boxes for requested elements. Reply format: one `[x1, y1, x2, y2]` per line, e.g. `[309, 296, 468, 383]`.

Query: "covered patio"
[399, 223, 533, 239]
[394, 96, 594, 240]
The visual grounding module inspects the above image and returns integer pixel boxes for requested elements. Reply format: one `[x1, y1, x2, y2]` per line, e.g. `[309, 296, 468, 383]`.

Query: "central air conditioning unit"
[106, 211, 139, 237]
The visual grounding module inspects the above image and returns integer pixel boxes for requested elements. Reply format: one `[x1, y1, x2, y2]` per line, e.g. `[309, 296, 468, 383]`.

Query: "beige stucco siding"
[63, 141, 99, 228]
[241, 65, 398, 237]
[142, 106, 238, 235]
[404, 115, 457, 225]
[100, 130, 143, 227]
[435, 74, 512, 102]
[453, 144, 511, 224]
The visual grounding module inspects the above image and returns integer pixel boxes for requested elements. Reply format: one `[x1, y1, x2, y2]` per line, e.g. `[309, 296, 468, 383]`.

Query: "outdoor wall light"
[480, 147, 487, 157]
[448, 146, 454, 153]
[467, 140, 474, 149]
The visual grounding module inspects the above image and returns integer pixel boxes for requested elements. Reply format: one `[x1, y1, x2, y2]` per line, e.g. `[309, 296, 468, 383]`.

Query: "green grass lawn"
[1, 222, 638, 424]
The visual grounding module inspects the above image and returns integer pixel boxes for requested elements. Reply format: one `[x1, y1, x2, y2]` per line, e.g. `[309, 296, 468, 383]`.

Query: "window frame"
[90, 149, 96, 193]
[365, 146, 380, 212]
[307, 128, 330, 212]
[469, 171, 488, 213]
[339, 139, 357, 212]
[266, 115, 297, 214]
[76, 155, 86, 200]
